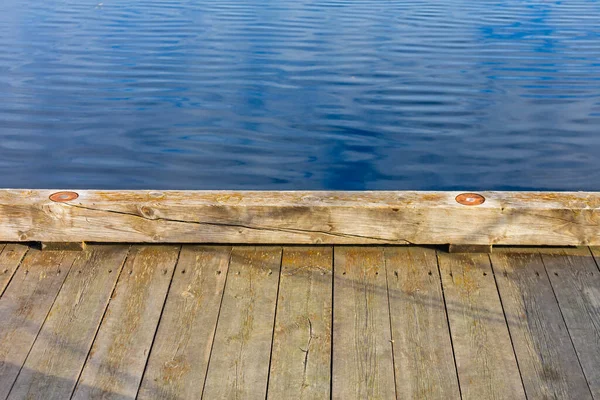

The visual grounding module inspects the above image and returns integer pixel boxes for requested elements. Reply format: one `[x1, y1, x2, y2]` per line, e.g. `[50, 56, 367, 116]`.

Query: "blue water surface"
[1, 0, 599, 190]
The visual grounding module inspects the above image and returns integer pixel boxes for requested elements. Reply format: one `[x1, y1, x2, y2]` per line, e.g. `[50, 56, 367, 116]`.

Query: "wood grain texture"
[332, 247, 396, 400]
[202, 247, 282, 400]
[385, 247, 460, 399]
[7, 245, 129, 400]
[0, 249, 77, 399]
[2, 189, 600, 245]
[268, 247, 333, 399]
[0, 244, 28, 297]
[438, 252, 526, 400]
[492, 251, 592, 399]
[543, 247, 600, 398]
[137, 246, 231, 400]
[72, 245, 180, 400]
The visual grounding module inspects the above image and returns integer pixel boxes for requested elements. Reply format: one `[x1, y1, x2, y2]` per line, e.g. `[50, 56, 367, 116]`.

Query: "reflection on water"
[0, 0, 599, 190]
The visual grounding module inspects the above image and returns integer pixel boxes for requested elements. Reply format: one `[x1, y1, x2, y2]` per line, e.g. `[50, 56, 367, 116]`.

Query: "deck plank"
[202, 247, 282, 400]
[438, 252, 525, 400]
[137, 246, 231, 400]
[7, 245, 129, 400]
[384, 247, 460, 399]
[71, 245, 180, 400]
[492, 251, 592, 399]
[268, 247, 333, 399]
[0, 250, 77, 399]
[0, 244, 29, 297]
[332, 247, 396, 400]
[542, 247, 600, 398]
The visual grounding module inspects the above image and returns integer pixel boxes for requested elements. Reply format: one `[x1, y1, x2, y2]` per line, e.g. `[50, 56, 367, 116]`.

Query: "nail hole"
[483, 272, 487, 276]
[181, 269, 186, 274]
[428, 271, 432, 276]
[554, 272, 559, 276]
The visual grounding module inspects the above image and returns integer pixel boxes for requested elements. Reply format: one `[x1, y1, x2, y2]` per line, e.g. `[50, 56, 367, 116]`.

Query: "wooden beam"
[1, 189, 600, 245]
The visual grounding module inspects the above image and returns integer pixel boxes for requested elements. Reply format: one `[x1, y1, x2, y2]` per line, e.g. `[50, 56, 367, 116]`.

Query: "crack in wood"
[64, 203, 413, 244]
[300, 317, 314, 388]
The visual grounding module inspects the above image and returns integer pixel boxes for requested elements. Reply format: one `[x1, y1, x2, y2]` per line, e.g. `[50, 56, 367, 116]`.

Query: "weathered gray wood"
[268, 247, 333, 399]
[385, 247, 460, 399]
[492, 251, 592, 399]
[202, 247, 282, 399]
[438, 253, 526, 400]
[0, 244, 29, 297]
[40, 242, 86, 251]
[332, 247, 396, 400]
[72, 245, 180, 400]
[137, 246, 231, 400]
[543, 247, 600, 398]
[7, 245, 129, 400]
[2, 189, 600, 245]
[0, 250, 77, 399]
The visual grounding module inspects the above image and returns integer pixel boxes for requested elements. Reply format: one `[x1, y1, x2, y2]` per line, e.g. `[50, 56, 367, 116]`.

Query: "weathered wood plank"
[0, 250, 77, 399]
[543, 247, 600, 398]
[7, 245, 129, 400]
[332, 247, 396, 400]
[492, 251, 592, 399]
[268, 247, 333, 399]
[438, 252, 525, 400]
[2, 189, 600, 245]
[202, 247, 282, 399]
[72, 245, 180, 400]
[0, 244, 29, 297]
[385, 247, 460, 399]
[137, 246, 231, 400]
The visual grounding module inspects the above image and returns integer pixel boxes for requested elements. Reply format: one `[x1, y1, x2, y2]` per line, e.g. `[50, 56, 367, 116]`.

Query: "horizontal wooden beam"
[0, 190, 599, 246]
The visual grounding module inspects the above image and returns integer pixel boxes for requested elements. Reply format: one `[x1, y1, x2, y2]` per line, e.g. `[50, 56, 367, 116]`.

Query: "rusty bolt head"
[49, 191, 79, 202]
[455, 193, 485, 206]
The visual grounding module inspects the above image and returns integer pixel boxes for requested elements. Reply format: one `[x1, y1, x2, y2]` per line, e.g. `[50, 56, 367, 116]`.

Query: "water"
[1, 0, 599, 190]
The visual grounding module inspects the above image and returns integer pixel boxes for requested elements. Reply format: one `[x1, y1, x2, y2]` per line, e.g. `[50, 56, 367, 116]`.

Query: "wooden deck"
[1, 243, 600, 399]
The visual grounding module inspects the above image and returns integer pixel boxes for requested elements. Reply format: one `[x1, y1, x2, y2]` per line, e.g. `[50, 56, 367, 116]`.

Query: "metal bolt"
[455, 193, 485, 206]
[49, 191, 79, 202]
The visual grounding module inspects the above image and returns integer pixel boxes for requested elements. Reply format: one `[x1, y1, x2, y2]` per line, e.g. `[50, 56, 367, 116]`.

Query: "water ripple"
[0, 0, 599, 190]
